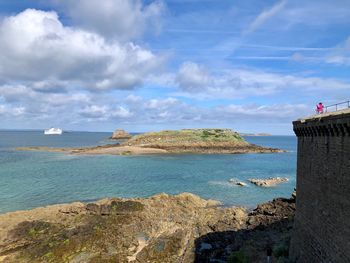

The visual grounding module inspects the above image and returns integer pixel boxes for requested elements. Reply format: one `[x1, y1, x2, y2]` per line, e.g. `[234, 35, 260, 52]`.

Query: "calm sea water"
[0, 131, 297, 213]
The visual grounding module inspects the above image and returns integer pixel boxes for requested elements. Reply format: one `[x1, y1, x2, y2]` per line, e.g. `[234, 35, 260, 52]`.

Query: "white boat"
[44, 128, 63, 135]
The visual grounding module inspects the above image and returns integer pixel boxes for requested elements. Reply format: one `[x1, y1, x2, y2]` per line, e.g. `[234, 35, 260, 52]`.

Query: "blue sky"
[0, 0, 349, 134]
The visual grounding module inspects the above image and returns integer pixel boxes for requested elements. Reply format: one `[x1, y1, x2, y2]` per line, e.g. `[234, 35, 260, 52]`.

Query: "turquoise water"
[0, 131, 297, 213]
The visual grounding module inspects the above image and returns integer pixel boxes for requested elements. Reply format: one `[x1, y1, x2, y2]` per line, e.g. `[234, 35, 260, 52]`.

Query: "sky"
[0, 0, 349, 134]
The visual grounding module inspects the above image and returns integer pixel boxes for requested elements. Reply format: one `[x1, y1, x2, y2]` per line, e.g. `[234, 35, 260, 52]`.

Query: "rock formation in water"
[17, 129, 284, 155]
[110, 129, 132, 140]
[122, 129, 283, 154]
[0, 193, 295, 263]
[249, 177, 289, 187]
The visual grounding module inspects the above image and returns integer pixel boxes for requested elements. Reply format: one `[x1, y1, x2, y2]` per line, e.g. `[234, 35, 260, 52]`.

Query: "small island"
[17, 129, 283, 155]
[110, 129, 132, 140]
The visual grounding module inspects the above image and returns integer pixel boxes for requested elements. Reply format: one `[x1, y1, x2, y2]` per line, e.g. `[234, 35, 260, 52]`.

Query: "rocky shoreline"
[0, 193, 295, 263]
[16, 129, 284, 156]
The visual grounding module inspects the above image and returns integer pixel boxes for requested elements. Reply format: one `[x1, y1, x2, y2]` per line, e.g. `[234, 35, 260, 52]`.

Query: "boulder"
[110, 129, 132, 140]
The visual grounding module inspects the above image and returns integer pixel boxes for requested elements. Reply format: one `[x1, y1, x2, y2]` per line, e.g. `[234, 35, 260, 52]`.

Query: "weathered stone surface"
[195, 197, 295, 262]
[110, 129, 132, 140]
[290, 110, 350, 263]
[248, 177, 288, 187]
[0, 193, 295, 263]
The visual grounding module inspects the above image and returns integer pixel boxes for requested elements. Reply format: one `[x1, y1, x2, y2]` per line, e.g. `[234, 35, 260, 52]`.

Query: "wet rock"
[0, 193, 295, 263]
[248, 177, 288, 187]
[110, 129, 132, 140]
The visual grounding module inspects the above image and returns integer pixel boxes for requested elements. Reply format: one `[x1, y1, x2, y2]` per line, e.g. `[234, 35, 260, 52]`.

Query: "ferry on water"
[44, 128, 63, 135]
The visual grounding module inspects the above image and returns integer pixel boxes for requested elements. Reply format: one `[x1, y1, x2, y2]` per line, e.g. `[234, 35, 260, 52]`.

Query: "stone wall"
[290, 110, 350, 262]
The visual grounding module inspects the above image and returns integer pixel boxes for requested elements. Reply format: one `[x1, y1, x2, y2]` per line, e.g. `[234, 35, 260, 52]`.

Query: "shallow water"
[0, 131, 297, 213]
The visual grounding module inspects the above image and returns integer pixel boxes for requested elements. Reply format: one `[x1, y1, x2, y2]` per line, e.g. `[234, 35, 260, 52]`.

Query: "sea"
[0, 131, 297, 214]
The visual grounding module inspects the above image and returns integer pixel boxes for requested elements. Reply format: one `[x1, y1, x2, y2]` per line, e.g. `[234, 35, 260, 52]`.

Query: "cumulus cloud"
[176, 62, 211, 91]
[0, 9, 163, 91]
[112, 106, 133, 118]
[0, 104, 26, 117]
[0, 81, 314, 133]
[55, 0, 165, 41]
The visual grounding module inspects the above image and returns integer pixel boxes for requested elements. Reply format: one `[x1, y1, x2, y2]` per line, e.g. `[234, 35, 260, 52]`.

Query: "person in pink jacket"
[316, 102, 324, 114]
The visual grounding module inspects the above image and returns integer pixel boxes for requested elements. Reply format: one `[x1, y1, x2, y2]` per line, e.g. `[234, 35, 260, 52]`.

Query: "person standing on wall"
[316, 102, 324, 114]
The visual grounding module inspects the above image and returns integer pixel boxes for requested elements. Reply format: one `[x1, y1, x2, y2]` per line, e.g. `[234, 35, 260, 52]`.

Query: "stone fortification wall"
[290, 110, 350, 262]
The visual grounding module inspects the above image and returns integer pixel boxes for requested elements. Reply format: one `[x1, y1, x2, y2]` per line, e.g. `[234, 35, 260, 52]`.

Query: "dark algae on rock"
[0, 193, 295, 263]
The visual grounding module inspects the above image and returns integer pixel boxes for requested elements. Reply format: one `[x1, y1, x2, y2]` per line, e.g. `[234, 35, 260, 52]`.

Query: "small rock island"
[17, 129, 283, 155]
[110, 129, 132, 140]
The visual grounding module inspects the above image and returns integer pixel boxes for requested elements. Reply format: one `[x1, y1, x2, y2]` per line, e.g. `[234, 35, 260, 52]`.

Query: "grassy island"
[122, 129, 280, 154]
[16, 129, 283, 155]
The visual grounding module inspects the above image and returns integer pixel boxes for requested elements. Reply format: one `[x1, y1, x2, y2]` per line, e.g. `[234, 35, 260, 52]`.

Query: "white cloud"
[112, 106, 133, 118]
[326, 37, 350, 65]
[146, 98, 178, 110]
[0, 104, 26, 117]
[80, 105, 109, 119]
[56, 0, 165, 41]
[0, 9, 163, 91]
[244, 0, 287, 34]
[175, 62, 350, 99]
[214, 103, 309, 120]
[176, 62, 211, 91]
[281, 1, 350, 28]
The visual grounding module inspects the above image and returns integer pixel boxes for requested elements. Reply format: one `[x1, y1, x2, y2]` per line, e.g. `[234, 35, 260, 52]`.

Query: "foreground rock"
[110, 129, 132, 140]
[196, 196, 295, 262]
[0, 193, 295, 263]
[249, 177, 289, 187]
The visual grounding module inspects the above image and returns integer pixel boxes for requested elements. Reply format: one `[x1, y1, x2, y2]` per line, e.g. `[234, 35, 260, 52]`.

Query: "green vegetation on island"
[126, 128, 246, 144]
[16, 129, 283, 155]
[123, 128, 280, 153]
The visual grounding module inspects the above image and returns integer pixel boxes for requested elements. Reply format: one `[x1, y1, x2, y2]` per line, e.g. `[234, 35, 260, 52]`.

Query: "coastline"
[14, 129, 286, 155]
[16, 143, 284, 156]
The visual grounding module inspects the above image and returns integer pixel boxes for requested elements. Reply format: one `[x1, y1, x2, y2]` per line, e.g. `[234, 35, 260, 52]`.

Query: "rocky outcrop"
[17, 128, 284, 156]
[195, 197, 295, 262]
[249, 177, 289, 187]
[110, 129, 132, 140]
[229, 179, 247, 186]
[122, 129, 283, 154]
[0, 193, 295, 263]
